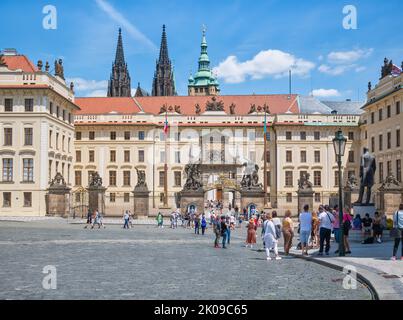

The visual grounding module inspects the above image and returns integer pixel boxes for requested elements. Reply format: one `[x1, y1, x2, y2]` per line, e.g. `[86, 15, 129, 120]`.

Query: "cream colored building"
[360, 70, 402, 197]
[0, 50, 79, 216]
[73, 95, 363, 216]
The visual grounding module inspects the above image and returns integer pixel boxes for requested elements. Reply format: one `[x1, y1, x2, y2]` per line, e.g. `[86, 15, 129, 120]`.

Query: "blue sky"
[1, 0, 402, 100]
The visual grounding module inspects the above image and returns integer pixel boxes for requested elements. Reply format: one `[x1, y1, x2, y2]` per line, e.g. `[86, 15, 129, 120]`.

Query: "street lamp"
[333, 129, 347, 257]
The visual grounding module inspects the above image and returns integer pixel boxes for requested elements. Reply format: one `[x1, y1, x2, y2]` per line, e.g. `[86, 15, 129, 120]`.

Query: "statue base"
[240, 189, 265, 213]
[352, 203, 376, 218]
[297, 189, 314, 214]
[132, 186, 150, 218]
[87, 186, 106, 216]
[179, 189, 204, 216]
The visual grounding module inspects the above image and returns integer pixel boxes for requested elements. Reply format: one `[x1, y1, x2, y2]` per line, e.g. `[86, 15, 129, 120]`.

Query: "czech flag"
[163, 112, 169, 135]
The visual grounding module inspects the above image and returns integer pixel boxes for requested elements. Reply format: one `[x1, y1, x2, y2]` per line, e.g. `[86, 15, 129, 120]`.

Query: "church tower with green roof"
[188, 27, 220, 96]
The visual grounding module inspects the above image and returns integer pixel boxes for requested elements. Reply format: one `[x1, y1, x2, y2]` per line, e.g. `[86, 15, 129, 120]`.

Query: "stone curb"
[279, 249, 390, 300]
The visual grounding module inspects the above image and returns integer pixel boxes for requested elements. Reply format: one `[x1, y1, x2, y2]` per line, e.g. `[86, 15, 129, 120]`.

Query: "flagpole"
[164, 110, 168, 207]
[263, 106, 268, 207]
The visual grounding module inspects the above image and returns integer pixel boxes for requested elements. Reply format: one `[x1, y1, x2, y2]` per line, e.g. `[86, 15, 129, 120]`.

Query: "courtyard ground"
[0, 220, 373, 300]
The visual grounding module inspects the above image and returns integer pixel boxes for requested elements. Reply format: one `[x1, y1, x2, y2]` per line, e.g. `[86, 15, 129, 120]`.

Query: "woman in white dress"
[263, 213, 282, 261]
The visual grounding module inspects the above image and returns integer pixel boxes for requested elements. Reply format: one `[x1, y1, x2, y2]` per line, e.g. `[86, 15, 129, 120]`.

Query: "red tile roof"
[75, 94, 299, 115]
[75, 97, 142, 115]
[1, 55, 37, 72]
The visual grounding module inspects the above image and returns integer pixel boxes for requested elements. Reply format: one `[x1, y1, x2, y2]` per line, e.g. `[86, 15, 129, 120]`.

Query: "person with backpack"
[391, 203, 403, 261]
[342, 208, 352, 254]
[317, 205, 335, 256]
[272, 211, 282, 241]
[263, 213, 281, 260]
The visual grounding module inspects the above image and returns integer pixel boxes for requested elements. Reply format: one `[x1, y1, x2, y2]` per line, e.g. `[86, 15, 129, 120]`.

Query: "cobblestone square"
[0, 221, 372, 300]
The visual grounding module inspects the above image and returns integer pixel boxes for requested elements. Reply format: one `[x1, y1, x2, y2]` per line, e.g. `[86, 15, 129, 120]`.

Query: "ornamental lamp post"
[332, 129, 347, 257]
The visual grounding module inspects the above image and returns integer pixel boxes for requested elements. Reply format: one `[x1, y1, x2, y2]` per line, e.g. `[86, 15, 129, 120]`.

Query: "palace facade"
[0, 29, 401, 217]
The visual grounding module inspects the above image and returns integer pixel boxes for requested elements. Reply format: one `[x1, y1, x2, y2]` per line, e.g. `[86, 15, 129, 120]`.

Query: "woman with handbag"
[391, 203, 403, 261]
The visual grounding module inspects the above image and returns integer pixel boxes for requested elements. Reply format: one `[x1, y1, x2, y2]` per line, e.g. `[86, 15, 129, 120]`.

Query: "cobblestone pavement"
[0, 221, 372, 300]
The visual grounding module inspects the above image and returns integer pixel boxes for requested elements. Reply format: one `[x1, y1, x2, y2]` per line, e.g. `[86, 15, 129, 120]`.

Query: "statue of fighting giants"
[356, 147, 376, 205]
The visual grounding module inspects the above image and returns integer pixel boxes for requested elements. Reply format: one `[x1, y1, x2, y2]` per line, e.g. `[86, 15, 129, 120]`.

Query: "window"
[23, 192, 32, 207]
[138, 131, 145, 140]
[49, 130, 52, 148]
[175, 151, 181, 164]
[397, 101, 401, 115]
[397, 129, 401, 147]
[378, 109, 383, 121]
[2, 159, 13, 182]
[314, 150, 320, 163]
[387, 105, 391, 118]
[77, 151, 83, 163]
[48, 160, 52, 180]
[89, 150, 95, 162]
[286, 193, 292, 203]
[300, 150, 307, 163]
[160, 131, 166, 141]
[285, 131, 292, 140]
[348, 132, 354, 140]
[397, 159, 402, 182]
[248, 131, 256, 141]
[49, 102, 54, 114]
[110, 193, 116, 203]
[68, 138, 71, 152]
[174, 171, 181, 187]
[300, 131, 306, 140]
[371, 112, 375, 124]
[4, 128, 12, 146]
[89, 131, 95, 140]
[62, 135, 65, 151]
[55, 161, 59, 173]
[68, 113, 72, 124]
[314, 171, 321, 186]
[174, 132, 180, 142]
[76, 132, 82, 140]
[286, 150, 292, 163]
[123, 171, 131, 186]
[110, 150, 116, 162]
[379, 134, 383, 151]
[138, 150, 145, 163]
[3, 192, 11, 207]
[124, 131, 130, 140]
[379, 162, 384, 183]
[23, 159, 34, 182]
[266, 151, 270, 163]
[56, 106, 60, 117]
[110, 131, 116, 140]
[67, 164, 70, 184]
[4, 98, 13, 112]
[348, 150, 355, 163]
[315, 193, 321, 203]
[371, 137, 375, 153]
[56, 133, 59, 150]
[159, 171, 165, 187]
[160, 151, 166, 163]
[387, 132, 391, 149]
[124, 193, 130, 203]
[62, 109, 66, 121]
[25, 98, 33, 112]
[334, 171, 339, 187]
[365, 131, 368, 139]
[160, 192, 165, 203]
[75, 193, 81, 203]
[124, 150, 130, 162]
[285, 171, 293, 187]
[386, 161, 392, 176]
[109, 171, 117, 186]
[314, 131, 320, 140]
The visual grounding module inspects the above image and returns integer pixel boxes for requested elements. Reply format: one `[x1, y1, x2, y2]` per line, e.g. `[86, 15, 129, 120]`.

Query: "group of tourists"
[84, 208, 106, 229]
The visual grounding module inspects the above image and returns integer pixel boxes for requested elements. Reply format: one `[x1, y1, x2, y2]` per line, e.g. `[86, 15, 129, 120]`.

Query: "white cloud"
[67, 77, 108, 91]
[213, 49, 315, 84]
[95, 0, 157, 51]
[310, 89, 341, 98]
[327, 48, 373, 64]
[318, 48, 373, 76]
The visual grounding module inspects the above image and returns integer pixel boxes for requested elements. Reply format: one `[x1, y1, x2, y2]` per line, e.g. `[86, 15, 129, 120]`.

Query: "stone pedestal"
[352, 204, 376, 218]
[379, 189, 403, 216]
[46, 187, 71, 218]
[179, 189, 205, 216]
[240, 189, 265, 213]
[132, 186, 150, 218]
[87, 186, 106, 216]
[297, 189, 314, 213]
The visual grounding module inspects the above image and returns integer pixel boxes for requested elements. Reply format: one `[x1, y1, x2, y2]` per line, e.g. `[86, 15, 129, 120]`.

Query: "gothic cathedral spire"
[107, 28, 131, 97]
[152, 25, 176, 96]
